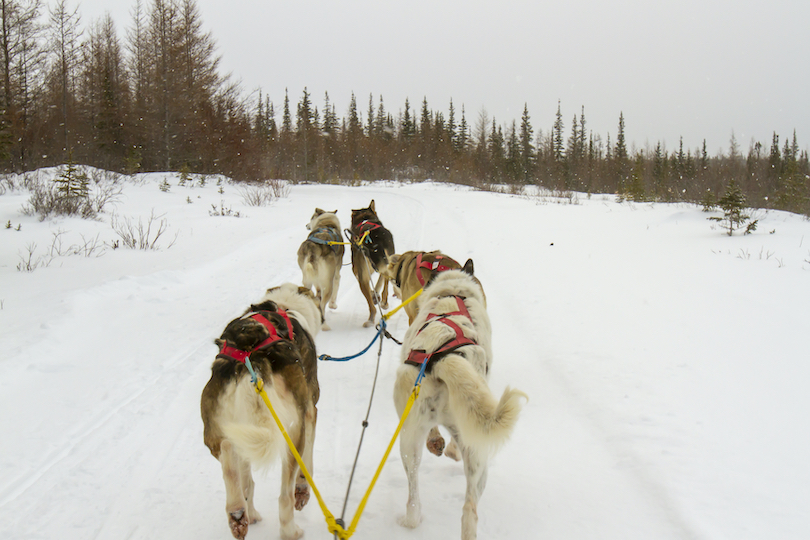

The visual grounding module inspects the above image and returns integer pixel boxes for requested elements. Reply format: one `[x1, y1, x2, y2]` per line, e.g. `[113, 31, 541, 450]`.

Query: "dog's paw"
[294, 483, 310, 511]
[398, 512, 423, 529]
[328, 301, 337, 309]
[321, 323, 332, 331]
[249, 509, 263, 524]
[228, 508, 249, 540]
[426, 435, 445, 457]
[363, 319, 374, 328]
[280, 523, 304, 540]
[380, 300, 389, 310]
[444, 439, 462, 462]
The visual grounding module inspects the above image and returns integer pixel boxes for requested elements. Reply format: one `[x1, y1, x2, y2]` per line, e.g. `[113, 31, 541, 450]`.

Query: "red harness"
[415, 252, 456, 287]
[405, 296, 477, 371]
[217, 311, 295, 363]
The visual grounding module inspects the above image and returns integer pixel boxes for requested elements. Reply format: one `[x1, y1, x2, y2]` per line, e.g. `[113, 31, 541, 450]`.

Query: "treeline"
[2, 0, 808, 214]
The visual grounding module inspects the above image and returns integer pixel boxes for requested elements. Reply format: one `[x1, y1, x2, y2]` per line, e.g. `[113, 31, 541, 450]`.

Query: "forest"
[2, 0, 808, 215]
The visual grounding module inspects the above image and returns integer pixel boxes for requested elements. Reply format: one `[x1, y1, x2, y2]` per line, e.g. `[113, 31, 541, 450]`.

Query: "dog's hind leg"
[397, 419, 430, 529]
[219, 440, 250, 540]
[374, 274, 389, 309]
[295, 406, 316, 511]
[352, 248, 376, 327]
[328, 266, 341, 310]
[318, 287, 332, 331]
[459, 441, 488, 540]
[240, 459, 262, 524]
[278, 448, 303, 540]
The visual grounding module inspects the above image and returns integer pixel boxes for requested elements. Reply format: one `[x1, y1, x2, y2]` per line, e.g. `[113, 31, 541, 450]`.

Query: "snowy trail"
[2, 178, 809, 540]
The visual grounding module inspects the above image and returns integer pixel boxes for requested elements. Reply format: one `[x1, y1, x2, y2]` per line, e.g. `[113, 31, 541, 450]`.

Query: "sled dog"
[297, 208, 344, 330]
[349, 200, 395, 327]
[394, 265, 526, 540]
[201, 283, 321, 540]
[386, 252, 489, 458]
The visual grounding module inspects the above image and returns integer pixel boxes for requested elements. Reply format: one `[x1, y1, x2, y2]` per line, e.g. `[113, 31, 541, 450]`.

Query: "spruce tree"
[709, 179, 757, 235]
[552, 100, 564, 162]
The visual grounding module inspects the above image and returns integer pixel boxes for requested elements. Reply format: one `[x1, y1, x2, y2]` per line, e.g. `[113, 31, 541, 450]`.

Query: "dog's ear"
[462, 258, 475, 275]
[314, 208, 325, 215]
[214, 338, 225, 348]
[330, 209, 337, 214]
[369, 199, 376, 212]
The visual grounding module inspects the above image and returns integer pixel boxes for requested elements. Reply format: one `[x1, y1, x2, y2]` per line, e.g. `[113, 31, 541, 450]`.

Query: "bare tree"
[0, 0, 45, 170]
[46, 0, 82, 158]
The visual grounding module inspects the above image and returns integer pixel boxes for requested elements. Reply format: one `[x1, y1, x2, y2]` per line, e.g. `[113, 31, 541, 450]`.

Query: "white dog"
[394, 263, 526, 540]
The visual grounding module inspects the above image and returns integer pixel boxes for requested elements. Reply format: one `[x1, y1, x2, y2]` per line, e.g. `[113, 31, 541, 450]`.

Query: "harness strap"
[415, 252, 456, 287]
[307, 227, 342, 246]
[405, 296, 476, 371]
[427, 295, 471, 321]
[217, 311, 295, 363]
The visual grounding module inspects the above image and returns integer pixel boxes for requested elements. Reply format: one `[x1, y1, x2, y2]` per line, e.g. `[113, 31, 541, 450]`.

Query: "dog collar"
[217, 311, 295, 364]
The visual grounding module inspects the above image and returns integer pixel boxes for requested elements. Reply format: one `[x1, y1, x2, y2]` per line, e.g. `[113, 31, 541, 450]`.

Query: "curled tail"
[220, 424, 285, 467]
[432, 355, 527, 456]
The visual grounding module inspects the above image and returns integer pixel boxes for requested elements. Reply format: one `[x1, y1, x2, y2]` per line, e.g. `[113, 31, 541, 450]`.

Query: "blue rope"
[319, 319, 387, 362]
[244, 357, 258, 384]
[414, 352, 430, 386]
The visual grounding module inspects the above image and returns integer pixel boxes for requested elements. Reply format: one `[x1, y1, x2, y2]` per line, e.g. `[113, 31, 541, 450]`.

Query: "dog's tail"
[432, 355, 527, 456]
[220, 424, 285, 467]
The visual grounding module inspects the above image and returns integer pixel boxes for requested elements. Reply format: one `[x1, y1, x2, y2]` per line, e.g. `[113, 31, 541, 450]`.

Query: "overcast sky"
[75, 0, 809, 156]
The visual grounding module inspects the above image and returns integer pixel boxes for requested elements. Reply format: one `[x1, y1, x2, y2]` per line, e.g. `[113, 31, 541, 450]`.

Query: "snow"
[1, 171, 809, 540]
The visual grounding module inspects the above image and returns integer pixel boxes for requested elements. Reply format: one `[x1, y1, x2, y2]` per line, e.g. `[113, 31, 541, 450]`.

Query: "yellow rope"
[344, 385, 420, 537]
[382, 287, 422, 321]
[253, 376, 422, 539]
[253, 378, 343, 536]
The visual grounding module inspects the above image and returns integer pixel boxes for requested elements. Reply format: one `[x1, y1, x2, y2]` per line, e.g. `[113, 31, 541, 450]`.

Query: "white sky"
[75, 0, 810, 156]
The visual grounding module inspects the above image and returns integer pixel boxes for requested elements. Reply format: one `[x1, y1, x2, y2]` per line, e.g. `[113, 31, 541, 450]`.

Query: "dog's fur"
[350, 200, 395, 327]
[297, 208, 344, 331]
[201, 284, 321, 540]
[394, 268, 526, 540]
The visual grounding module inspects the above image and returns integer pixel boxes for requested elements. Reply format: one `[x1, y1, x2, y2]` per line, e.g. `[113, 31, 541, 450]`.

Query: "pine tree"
[447, 99, 456, 149]
[457, 105, 468, 151]
[400, 98, 414, 141]
[322, 92, 336, 136]
[366, 93, 374, 136]
[518, 103, 533, 183]
[374, 95, 387, 138]
[281, 88, 292, 135]
[552, 100, 564, 162]
[709, 179, 757, 235]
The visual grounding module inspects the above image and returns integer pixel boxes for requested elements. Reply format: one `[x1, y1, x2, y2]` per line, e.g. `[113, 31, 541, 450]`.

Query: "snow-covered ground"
[1, 170, 809, 540]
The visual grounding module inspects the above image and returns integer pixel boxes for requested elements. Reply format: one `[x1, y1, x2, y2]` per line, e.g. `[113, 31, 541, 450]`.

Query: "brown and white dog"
[201, 283, 321, 540]
[349, 200, 395, 327]
[394, 265, 526, 540]
[297, 208, 344, 331]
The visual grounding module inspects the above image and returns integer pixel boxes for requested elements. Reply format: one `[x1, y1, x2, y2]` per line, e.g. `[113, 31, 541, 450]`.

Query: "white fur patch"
[217, 374, 301, 468]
